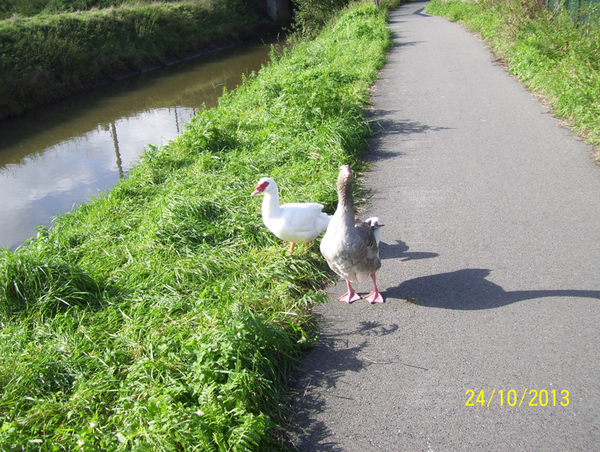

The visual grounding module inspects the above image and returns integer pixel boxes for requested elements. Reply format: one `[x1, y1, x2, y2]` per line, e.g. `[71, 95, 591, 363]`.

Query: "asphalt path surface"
[287, 2, 600, 451]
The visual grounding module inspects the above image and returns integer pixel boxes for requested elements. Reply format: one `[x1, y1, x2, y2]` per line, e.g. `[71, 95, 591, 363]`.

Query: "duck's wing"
[280, 203, 329, 233]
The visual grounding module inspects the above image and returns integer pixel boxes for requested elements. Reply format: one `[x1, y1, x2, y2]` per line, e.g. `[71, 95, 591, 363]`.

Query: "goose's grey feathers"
[320, 165, 384, 303]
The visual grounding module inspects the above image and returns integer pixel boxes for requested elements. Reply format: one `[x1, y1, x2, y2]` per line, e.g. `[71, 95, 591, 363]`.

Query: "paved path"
[288, 2, 600, 451]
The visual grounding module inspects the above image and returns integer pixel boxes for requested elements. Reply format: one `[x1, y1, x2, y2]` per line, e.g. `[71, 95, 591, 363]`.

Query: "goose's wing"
[354, 221, 379, 260]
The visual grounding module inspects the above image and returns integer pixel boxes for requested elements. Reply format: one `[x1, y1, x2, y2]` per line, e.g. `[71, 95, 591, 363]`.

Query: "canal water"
[0, 36, 279, 251]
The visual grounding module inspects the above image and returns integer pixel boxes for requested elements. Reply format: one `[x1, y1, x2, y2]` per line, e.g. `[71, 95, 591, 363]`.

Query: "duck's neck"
[262, 190, 280, 220]
[372, 227, 381, 246]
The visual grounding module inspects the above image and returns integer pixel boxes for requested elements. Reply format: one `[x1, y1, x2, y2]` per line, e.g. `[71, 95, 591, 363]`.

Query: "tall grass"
[426, 0, 600, 154]
[0, 0, 269, 119]
[0, 4, 393, 450]
[291, 0, 404, 39]
[0, 0, 188, 19]
[291, 0, 352, 39]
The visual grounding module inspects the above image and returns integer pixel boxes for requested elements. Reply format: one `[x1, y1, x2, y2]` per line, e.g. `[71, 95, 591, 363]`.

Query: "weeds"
[0, 0, 209, 19]
[0, 4, 392, 450]
[0, 0, 269, 119]
[426, 0, 600, 153]
[290, 0, 352, 39]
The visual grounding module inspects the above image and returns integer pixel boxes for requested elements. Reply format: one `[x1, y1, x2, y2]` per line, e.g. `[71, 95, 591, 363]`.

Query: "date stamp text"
[465, 389, 569, 407]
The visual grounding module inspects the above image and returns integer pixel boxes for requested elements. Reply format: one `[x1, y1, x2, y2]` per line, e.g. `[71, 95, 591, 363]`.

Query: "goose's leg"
[288, 242, 296, 253]
[365, 273, 384, 304]
[338, 280, 361, 303]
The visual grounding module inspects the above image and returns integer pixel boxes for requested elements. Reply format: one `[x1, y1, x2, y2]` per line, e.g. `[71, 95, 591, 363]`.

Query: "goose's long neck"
[336, 174, 355, 229]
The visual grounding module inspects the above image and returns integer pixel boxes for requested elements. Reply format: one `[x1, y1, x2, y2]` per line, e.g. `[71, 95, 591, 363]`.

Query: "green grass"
[426, 0, 600, 156]
[291, 0, 404, 39]
[0, 0, 269, 119]
[0, 3, 393, 450]
[0, 0, 214, 20]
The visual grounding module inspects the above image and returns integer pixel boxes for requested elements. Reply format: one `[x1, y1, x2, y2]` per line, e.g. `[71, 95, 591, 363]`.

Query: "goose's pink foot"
[365, 290, 384, 304]
[366, 274, 384, 304]
[338, 291, 361, 303]
[338, 280, 361, 303]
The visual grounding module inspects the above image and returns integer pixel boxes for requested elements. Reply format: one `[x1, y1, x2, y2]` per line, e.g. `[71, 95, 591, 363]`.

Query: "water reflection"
[0, 36, 278, 250]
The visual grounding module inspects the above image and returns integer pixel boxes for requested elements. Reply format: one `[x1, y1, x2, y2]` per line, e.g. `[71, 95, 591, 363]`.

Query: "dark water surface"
[0, 36, 278, 251]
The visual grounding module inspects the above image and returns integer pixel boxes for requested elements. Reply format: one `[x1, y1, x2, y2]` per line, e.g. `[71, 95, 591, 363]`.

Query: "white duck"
[320, 165, 384, 304]
[251, 177, 331, 252]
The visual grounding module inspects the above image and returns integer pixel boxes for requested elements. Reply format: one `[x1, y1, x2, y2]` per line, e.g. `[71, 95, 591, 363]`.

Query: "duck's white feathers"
[253, 177, 330, 244]
[262, 201, 330, 243]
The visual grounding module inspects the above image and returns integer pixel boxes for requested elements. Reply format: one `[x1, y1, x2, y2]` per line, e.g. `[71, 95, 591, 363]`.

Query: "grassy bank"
[292, 0, 402, 38]
[0, 0, 189, 19]
[0, 0, 270, 120]
[0, 3, 393, 450]
[426, 0, 600, 156]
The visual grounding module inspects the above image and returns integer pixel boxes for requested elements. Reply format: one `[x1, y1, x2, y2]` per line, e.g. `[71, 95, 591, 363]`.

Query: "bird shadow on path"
[378, 239, 438, 261]
[368, 116, 452, 138]
[384, 268, 600, 310]
[364, 116, 453, 161]
[285, 319, 400, 452]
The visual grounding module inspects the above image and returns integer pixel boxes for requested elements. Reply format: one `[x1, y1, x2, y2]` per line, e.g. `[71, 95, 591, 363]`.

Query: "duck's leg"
[338, 280, 361, 303]
[288, 242, 296, 253]
[365, 273, 384, 304]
